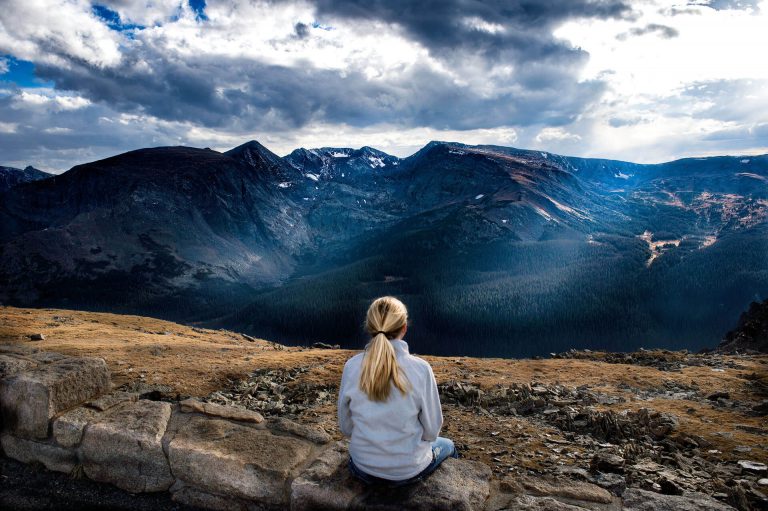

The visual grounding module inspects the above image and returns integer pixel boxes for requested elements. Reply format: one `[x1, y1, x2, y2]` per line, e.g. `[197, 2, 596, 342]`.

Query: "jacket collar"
[390, 339, 409, 354]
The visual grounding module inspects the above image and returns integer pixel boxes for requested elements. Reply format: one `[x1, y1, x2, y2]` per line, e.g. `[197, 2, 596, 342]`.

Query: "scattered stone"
[168, 415, 314, 508]
[29, 333, 45, 341]
[311, 342, 340, 349]
[80, 400, 174, 493]
[758, 479, 768, 486]
[591, 452, 625, 474]
[593, 472, 626, 496]
[707, 392, 730, 401]
[179, 398, 264, 423]
[290, 441, 492, 511]
[0, 357, 110, 439]
[737, 460, 767, 474]
[622, 488, 735, 510]
[241, 333, 256, 342]
[515, 475, 614, 504]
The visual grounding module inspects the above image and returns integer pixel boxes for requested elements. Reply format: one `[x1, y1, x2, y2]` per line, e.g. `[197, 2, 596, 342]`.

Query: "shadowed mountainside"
[1, 141, 766, 356]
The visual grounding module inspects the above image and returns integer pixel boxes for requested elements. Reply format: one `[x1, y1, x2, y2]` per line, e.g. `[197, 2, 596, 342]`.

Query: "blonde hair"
[359, 296, 410, 401]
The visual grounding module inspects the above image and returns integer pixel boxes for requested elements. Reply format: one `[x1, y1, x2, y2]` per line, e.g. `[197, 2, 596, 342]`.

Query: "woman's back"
[338, 339, 442, 480]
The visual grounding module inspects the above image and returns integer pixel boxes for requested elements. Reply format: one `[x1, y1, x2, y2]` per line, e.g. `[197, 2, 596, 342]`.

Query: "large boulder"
[290, 441, 492, 511]
[1, 433, 77, 473]
[0, 357, 110, 439]
[621, 488, 735, 510]
[80, 400, 174, 493]
[0, 354, 37, 380]
[167, 415, 316, 509]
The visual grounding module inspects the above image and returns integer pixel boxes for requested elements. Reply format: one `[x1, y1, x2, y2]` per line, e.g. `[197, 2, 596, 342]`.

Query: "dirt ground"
[1, 305, 766, 475]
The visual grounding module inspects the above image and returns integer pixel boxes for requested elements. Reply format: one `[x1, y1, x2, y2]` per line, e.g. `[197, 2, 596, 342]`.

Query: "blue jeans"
[348, 437, 458, 487]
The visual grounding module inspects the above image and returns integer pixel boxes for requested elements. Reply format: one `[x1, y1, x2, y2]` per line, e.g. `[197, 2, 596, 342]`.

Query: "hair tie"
[374, 331, 387, 336]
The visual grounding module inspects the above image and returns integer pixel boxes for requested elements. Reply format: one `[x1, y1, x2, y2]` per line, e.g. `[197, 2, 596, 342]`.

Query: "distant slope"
[0, 165, 51, 193]
[0, 146, 310, 320]
[1, 141, 766, 356]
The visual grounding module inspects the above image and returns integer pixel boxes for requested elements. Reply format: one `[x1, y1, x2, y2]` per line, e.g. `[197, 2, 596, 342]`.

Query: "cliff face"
[718, 299, 768, 354]
[1, 306, 767, 510]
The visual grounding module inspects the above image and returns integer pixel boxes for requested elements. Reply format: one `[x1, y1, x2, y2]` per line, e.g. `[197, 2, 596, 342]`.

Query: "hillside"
[1, 142, 767, 356]
[1, 306, 766, 510]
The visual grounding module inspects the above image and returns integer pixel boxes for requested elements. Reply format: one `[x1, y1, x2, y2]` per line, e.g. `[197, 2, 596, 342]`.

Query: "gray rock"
[27, 351, 68, 364]
[29, 333, 45, 341]
[0, 354, 37, 380]
[87, 391, 139, 411]
[1, 433, 77, 473]
[52, 406, 99, 448]
[269, 416, 331, 444]
[179, 398, 264, 423]
[621, 488, 736, 510]
[515, 476, 614, 504]
[591, 453, 625, 474]
[290, 441, 492, 511]
[737, 460, 767, 474]
[168, 415, 314, 508]
[0, 344, 40, 356]
[80, 400, 174, 493]
[498, 495, 598, 510]
[0, 357, 110, 439]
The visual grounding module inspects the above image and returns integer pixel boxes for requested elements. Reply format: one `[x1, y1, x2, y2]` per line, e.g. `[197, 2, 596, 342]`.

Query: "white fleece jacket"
[337, 339, 443, 480]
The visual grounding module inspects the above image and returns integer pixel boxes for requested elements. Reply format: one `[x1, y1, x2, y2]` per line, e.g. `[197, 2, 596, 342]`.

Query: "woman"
[337, 296, 458, 487]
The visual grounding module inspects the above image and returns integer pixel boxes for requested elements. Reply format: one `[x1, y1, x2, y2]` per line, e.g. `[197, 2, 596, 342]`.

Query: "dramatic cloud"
[0, 0, 766, 171]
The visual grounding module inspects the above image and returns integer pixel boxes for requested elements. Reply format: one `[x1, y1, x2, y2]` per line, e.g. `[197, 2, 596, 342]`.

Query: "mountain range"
[1, 141, 766, 356]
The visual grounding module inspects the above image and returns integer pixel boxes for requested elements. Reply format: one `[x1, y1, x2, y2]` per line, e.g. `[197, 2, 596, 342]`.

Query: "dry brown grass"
[2, 305, 766, 470]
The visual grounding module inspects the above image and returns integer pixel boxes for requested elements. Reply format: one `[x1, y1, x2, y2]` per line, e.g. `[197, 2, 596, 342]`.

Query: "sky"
[0, 0, 767, 173]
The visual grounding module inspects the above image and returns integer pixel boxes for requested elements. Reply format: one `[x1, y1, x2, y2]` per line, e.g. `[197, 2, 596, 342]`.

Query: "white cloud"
[535, 127, 582, 143]
[16, 90, 91, 111]
[0, 0, 123, 68]
[0, 57, 9, 74]
[98, 0, 184, 26]
[0, 121, 18, 133]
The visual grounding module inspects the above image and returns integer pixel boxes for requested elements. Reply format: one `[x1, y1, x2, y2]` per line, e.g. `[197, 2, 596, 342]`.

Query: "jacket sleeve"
[418, 364, 443, 442]
[337, 362, 353, 437]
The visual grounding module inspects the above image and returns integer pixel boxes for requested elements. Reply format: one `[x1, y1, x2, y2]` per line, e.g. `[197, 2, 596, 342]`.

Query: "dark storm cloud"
[310, 0, 633, 62]
[35, 45, 605, 133]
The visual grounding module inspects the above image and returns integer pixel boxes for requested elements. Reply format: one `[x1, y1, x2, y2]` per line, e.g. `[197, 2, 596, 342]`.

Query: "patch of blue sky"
[189, 0, 208, 21]
[92, 4, 145, 31]
[312, 21, 334, 31]
[0, 56, 54, 88]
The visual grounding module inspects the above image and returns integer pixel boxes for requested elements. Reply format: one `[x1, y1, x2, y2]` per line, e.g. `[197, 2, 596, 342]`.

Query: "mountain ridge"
[0, 140, 766, 357]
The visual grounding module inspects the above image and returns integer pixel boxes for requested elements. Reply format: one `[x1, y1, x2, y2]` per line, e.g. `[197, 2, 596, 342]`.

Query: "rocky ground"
[1, 306, 767, 510]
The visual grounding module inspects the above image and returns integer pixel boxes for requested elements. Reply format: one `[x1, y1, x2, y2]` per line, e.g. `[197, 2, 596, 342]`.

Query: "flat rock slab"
[87, 391, 139, 412]
[290, 441, 492, 511]
[503, 475, 615, 505]
[1, 433, 77, 474]
[269, 416, 331, 444]
[80, 400, 174, 493]
[621, 488, 735, 511]
[168, 415, 315, 508]
[0, 356, 110, 439]
[180, 398, 264, 423]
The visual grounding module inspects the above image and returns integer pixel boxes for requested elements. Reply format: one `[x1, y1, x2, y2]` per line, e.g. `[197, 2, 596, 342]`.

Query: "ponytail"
[360, 297, 410, 401]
